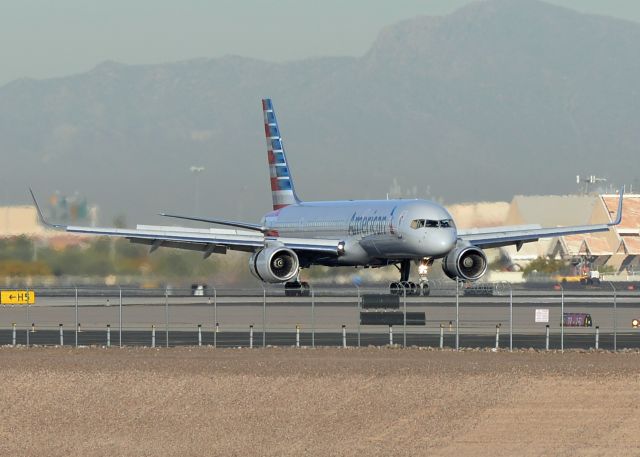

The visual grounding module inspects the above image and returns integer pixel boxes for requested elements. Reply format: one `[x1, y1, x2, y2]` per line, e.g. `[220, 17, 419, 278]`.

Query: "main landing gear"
[389, 259, 431, 296]
[284, 280, 311, 297]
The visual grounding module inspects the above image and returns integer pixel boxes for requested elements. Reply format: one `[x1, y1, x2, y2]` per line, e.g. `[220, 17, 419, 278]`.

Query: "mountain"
[1, 0, 639, 225]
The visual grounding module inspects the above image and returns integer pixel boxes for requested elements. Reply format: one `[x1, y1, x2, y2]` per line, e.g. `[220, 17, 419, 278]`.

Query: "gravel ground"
[0, 346, 639, 456]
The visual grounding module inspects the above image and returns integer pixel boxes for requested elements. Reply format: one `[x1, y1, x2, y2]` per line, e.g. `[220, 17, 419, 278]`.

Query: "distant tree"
[112, 214, 127, 229]
[523, 257, 570, 277]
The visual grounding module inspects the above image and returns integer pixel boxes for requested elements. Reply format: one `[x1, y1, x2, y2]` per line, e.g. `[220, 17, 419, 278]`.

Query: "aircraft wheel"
[398, 281, 412, 295]
[285, 281, 303, 297]
[390, 282, 401, 295]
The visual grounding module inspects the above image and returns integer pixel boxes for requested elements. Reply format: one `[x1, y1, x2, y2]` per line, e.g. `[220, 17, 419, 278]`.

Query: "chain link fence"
[0, 282, 638, 350]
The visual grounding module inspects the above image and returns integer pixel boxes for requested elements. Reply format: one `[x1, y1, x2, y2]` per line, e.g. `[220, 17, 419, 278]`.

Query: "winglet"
[29, 188, 66, 229]
[608, 186, 625, 226]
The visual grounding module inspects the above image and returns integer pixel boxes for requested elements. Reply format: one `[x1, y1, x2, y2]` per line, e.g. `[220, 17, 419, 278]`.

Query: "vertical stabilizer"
[262, 98, 300, 210]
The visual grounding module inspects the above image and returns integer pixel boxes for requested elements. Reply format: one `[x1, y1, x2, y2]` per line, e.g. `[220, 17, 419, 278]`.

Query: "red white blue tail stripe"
[263, 98, 300, 210]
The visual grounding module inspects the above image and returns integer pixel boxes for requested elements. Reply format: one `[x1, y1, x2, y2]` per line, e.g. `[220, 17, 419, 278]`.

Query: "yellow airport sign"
[1, 290, 35, 305]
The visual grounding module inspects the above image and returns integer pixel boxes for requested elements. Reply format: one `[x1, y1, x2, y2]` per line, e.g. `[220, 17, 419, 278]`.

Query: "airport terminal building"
[448, 192, 640, 277]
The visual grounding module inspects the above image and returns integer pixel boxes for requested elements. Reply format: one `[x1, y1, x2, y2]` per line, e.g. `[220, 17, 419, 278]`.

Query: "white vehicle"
[31, 99, 624, 295]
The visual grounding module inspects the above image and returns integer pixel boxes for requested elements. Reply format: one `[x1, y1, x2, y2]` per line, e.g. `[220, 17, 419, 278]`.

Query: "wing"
[63, 224, 342, 256]
[29, 189, 342, 257]
[458, 188, 624, 250]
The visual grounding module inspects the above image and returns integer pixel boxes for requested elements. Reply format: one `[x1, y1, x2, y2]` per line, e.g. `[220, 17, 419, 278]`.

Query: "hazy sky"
[1, 0, 640, 86]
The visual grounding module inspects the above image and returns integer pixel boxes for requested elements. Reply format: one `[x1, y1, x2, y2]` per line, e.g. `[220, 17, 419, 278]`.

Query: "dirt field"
[0, 347, 639, 457]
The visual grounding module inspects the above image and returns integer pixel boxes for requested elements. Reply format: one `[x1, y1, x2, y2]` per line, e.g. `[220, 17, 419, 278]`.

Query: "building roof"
[578, 234, 613, 256]
[446, 201, 509, 229]
[618, 237, 640, 255]
[550, 232, 614, 257]
[507, 195, 597, 227]
[0, 206, 46, 237]
[602, 194, 640, 233]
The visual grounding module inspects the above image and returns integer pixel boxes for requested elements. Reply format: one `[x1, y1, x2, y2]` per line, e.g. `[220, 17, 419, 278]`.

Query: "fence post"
[75, 287, 78, 348]
[342, 324, 347, 348]
[356, 286, 361, 348]
[164, 288, 169, 348]
[198, 324, 202, 347]
[439, 324, 444, 349]
[508, 282, 513, 352]
[403, 286, 407, 348]
[119, 286, 122, 348]
[560, 284, 564, 353]
[455, 279, 460, 351]
[59, 324, 64, 346]
[595, 326, 600, 350]
[296, 324, 300, 348]
[250, 324, 254, 349]
[545, 325, 550, 351]
[152, 325, 156, 348]
[495, 324, 500, 350]
[311, 287, 315, 349]
[262, 286, 266, 348]
[12, 323, 16, 347]
[607, 281, 617, 351]
[106, 324, 110, 348]
[213, 288, 217, 348]
[389, 325, 393, 346]
[26, 301, 30, 347]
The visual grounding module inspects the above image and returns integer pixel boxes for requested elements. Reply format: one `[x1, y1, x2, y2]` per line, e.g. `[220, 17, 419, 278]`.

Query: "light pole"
[190, 166, 205, 214]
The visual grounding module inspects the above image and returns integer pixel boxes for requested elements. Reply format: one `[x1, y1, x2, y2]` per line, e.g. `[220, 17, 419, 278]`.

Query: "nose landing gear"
[389, 258, 431, 296]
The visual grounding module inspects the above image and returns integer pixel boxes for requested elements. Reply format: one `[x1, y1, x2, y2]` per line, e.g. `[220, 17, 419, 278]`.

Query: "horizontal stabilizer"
[160, 213, 266, 233]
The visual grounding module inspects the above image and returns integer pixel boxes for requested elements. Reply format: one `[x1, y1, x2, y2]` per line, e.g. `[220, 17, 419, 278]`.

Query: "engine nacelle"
[249, 246, 300, 283]
[441, 245, 488, 281]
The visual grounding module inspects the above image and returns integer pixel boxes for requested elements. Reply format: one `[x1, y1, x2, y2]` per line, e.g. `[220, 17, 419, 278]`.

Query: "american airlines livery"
[31, 99, 623, 295]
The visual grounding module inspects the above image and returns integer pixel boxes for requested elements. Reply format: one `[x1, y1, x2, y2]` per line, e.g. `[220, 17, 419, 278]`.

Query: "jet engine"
[249, 246, 300, 283]
[441, 245, 488, 281]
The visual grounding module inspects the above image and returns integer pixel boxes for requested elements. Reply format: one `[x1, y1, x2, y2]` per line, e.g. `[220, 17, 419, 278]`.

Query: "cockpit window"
[410, 218, 455, 229]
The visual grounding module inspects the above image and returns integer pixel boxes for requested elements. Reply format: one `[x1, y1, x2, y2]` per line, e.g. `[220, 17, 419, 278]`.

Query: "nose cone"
[424, 229, 457, 256]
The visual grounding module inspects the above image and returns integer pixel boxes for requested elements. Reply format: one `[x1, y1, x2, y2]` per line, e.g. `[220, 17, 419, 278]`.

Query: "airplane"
[30, 98, 624, 295]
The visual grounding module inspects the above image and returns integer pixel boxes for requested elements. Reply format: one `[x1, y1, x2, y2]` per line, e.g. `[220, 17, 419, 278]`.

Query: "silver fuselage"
[262, 199, 457, 266]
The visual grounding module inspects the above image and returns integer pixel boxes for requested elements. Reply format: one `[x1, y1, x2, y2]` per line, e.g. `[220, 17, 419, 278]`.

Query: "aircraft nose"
[424, 229, 457, 256]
